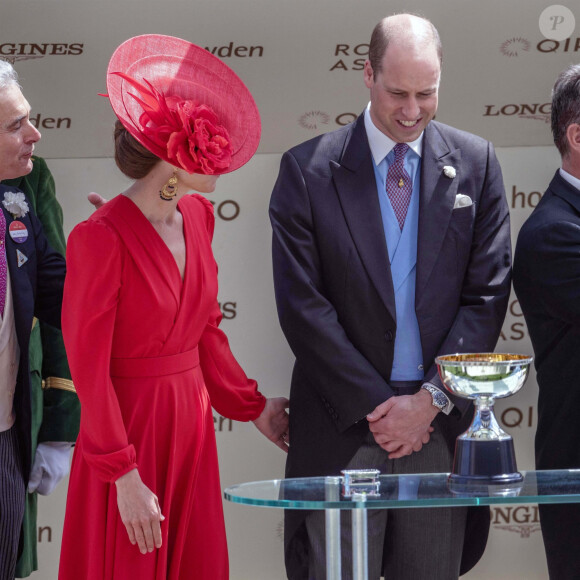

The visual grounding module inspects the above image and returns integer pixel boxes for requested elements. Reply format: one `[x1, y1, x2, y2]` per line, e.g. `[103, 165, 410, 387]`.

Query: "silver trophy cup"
[435, 353, 533, 485]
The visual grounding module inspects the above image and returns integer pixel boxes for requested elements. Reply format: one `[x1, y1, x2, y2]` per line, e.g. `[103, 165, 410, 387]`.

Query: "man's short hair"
[368, 14, 442, 80]
[0, 60, 19, 91]
[551, 64, 580, 158]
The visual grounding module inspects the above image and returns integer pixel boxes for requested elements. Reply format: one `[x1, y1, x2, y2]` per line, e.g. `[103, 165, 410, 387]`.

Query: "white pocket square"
[453, 194, 472, 209]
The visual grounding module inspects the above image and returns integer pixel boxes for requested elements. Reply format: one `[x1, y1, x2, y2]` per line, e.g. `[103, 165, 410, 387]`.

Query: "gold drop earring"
[159, 169, 178, 201]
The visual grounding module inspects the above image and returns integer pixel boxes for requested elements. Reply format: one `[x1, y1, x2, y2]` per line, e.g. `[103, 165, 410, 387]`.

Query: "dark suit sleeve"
[515, 216, 580, 329]
[270, 151, 393, 432]
[31, 159, 80, 442]
[19, 205, 65, 332]
[423, 142, 511, 399]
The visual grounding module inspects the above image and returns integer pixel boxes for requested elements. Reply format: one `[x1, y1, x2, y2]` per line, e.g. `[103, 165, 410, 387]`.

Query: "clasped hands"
[366, 389, 439, 459]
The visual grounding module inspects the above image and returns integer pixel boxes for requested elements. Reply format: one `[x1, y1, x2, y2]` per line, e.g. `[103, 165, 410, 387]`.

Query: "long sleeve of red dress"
[62, 220, 138, 483]
[193, 194, 266, 420]
[198, 302, 266, 420]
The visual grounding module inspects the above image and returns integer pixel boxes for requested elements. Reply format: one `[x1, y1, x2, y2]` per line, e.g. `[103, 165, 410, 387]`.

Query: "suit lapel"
[416, 123, 461, 301]
[330, 115, 396, 322]
[2, 204, 34, 349]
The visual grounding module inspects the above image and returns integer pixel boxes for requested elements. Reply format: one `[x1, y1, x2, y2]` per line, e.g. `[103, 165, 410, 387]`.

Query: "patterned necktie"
[0, 210, 6, 318]
[386, 143, 412, 230]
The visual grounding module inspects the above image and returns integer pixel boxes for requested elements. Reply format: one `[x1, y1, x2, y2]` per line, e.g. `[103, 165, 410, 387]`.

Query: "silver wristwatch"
[421, 383, 450, 413]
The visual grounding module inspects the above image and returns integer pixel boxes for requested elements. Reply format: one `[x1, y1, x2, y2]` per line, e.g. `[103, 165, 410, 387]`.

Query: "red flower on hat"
[112, 72, 232, 175]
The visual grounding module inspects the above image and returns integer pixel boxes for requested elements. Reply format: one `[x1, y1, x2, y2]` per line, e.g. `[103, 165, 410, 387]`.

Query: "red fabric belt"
[109, 347, 200, 378]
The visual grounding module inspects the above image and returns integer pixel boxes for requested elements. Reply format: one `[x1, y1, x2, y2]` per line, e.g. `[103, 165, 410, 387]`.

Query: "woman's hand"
[115, 468, 165, 554]
[253, 397, 290, 452]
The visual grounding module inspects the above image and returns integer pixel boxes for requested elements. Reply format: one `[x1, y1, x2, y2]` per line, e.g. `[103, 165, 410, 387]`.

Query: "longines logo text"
[204, 43, 263, 58]
[330, 44, 368, 71]
[483, 103, 550, 124]
[492, 506, 541, 538]
[501, 36, 580, 56]
[0, 43, 83, 63]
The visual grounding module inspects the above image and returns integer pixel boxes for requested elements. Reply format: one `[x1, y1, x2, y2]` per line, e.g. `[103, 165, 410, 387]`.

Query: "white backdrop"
[1, 0, 576, 578]
[1, 0, 579, 160]
[27, 146, 558, 580]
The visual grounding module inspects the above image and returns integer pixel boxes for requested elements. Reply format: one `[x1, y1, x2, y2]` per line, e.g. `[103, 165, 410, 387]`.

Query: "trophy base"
[448, 478, 524, 497]
[450, 438, 523, 485]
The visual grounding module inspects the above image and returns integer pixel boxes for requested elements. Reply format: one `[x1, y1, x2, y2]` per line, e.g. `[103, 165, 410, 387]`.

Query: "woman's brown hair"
[114, 120, 160, 179]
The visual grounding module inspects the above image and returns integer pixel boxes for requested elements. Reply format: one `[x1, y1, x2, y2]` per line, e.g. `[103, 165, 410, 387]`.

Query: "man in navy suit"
[514, 64, 580, 580]
[0, 61, 66, 579]
[270, 14, 511, 579]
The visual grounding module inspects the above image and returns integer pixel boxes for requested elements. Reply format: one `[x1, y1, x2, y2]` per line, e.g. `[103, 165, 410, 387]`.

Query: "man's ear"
[566, 123, 580, 155]
[363, 60, 375, 89]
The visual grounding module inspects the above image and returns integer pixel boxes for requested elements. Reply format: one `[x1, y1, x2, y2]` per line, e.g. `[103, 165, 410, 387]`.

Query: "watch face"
[432, 391, 447, 409]
[422, 385, 447, 410]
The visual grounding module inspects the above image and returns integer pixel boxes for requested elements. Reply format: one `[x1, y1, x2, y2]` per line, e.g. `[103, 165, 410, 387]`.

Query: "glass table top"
[224, 470, 580, 510]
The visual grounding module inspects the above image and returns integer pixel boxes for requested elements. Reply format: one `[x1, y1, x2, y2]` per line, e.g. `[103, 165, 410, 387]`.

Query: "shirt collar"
[364, 102, 423, 165]
[560, 167, 580, 191]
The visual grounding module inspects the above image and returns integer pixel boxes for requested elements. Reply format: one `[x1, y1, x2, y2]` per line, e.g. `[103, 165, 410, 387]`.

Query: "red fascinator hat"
[105, 34, 261, 175]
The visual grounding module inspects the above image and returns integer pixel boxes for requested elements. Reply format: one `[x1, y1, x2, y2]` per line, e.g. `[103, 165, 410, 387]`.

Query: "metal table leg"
[351, 493, 368, 580]
[325, 477, 341, 580]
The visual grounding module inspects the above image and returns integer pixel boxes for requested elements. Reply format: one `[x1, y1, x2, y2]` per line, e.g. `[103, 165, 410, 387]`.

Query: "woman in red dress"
[58, 35, 289, 580]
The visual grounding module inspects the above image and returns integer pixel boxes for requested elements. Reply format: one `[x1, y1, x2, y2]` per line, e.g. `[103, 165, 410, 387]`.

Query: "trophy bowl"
[435, 353, 533, 485]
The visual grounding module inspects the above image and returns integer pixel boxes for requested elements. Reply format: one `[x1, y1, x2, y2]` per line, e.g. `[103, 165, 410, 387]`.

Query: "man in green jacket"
[2, 156, 80, 577]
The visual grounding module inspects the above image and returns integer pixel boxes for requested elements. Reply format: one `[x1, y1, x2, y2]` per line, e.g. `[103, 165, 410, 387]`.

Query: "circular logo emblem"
[299, 111, 331, 130]
[9, 221, 28, 244]
[500, 37, 531, 57]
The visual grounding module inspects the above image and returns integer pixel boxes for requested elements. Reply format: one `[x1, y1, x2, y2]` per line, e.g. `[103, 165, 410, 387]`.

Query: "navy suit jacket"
[512, 170, 580, 576]
[0, 184, 66, 482]
[514, 171, 580, 470]
[269, 115, 511, 576]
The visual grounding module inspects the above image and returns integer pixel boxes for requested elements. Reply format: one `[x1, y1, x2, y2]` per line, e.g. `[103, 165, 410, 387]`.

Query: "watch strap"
[421, 383, 452, 415]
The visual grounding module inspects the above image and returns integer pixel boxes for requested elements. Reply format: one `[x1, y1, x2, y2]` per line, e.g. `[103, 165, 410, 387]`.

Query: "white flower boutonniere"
[3, 191, 29, 219]
[443, 166, 456, 179]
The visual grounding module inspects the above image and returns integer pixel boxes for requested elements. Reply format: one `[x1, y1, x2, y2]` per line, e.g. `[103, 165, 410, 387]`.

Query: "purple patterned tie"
[386, 143, 412, 230]
[0, 210, 6, 317]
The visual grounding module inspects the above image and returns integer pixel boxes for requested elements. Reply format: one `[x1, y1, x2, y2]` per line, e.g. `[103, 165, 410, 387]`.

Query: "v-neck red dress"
[58, 194, 265, 580]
